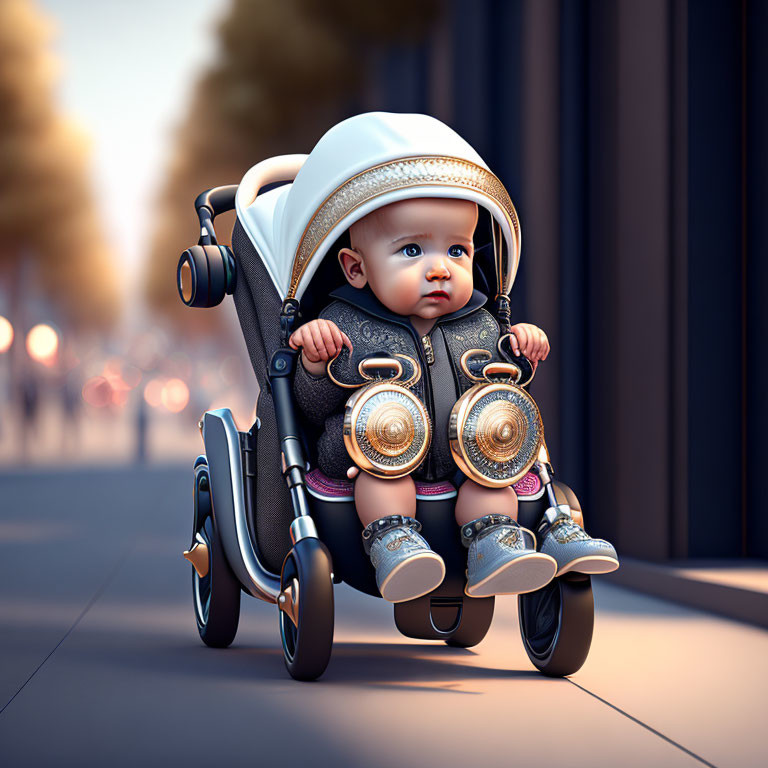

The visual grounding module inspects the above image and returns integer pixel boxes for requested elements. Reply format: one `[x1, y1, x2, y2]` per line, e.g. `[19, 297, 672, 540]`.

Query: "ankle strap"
[460, 514, 516, 548]
[361, 515, 421, 555]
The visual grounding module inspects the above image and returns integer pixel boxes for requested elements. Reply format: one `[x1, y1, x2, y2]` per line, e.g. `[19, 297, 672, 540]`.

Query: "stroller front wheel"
[279, 536, 335, 681]
[518, 573, 594, 676]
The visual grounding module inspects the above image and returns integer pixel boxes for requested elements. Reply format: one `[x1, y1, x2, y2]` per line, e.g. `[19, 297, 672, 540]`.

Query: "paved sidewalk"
[0, 466, 764, 767]
[608, 557, 768, 628]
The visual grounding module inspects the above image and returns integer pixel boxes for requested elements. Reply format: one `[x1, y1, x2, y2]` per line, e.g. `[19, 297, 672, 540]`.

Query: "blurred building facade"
[358, 0, 765, 561]
[155, 0, 766, 562]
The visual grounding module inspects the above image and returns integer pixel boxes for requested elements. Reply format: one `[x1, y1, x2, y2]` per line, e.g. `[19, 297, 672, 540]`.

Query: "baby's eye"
[400, 243, 422, 258]
[448, 244, 469, 258]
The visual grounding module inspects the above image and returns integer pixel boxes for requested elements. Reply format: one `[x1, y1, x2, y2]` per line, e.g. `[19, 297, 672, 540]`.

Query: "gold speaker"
[449, 361, 543, 487]
[343, 357, 431, 478]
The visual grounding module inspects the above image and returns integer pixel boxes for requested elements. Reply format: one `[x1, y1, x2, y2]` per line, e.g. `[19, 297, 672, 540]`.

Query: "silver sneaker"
[462, 515, 557, 598]
[362, 516, 445, 603]
[538, 507, 619, 576]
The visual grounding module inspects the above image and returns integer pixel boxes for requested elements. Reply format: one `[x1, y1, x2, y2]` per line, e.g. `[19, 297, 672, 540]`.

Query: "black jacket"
[293, 283, 503, 481]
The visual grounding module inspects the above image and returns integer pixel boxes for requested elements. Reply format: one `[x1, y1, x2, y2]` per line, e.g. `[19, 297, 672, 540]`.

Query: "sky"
[38, 0, 229, 301]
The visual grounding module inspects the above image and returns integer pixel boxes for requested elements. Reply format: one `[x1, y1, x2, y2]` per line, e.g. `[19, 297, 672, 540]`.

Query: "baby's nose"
[426, 260, 450, 280]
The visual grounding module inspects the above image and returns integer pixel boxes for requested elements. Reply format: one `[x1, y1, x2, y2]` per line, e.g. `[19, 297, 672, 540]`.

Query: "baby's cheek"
[454, 268, 475, 304]
[378, 271, 423, 313]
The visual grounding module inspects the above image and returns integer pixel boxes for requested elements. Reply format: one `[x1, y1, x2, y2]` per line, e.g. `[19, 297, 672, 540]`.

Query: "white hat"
[236, 112, 521, 302]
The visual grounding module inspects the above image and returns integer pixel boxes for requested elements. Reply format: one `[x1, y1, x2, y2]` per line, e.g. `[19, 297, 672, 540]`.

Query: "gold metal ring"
[481, 361, 521, 383]
[359, 357, 404, 381]
[459, 349, 493, 382]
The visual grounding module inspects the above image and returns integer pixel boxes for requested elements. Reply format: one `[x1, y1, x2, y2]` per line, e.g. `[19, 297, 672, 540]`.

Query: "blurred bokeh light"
[25, 323, 58, 365]
[143, 378, 165, 409]
[160, 378, 190, 414]
[0, 315, 13, 353]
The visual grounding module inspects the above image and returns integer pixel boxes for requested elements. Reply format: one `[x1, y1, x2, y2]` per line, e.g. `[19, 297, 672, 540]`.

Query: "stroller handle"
[194, 185, 238, 247]
[237, 154, 307, 209]
[195, 186, 237, 218]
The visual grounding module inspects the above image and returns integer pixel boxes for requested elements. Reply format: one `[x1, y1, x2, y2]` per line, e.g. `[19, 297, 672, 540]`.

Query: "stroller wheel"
[444, 596, 495, 648]
[190, 466, 240, 648]
[518, 573, 594, 677]
[279, 537, 335, 681]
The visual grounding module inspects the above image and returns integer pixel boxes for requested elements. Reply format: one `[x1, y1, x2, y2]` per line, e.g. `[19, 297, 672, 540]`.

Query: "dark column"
[488, 0, 524, 208]
[585, 1, 621, 545]
[376, 44, 429, 113]
[671, 0, 690, 558]
[686, 0, 744, 556]
[583, 0, 676, 559]
[449, 0, 493, 157]
[487, 0, 526, 320]
[614, 0, 674, 557]
[558, 0, 588, 497]
[746, 0, 768, 558]
[521, 0, 562, 466]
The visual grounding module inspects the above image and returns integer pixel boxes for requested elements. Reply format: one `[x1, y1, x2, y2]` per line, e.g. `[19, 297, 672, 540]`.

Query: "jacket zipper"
[421, 334, 435, 365]
[409, 327, 436, 478]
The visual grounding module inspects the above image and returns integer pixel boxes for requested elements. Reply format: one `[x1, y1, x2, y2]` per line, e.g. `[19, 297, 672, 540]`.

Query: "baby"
[290, 196, 618, 602]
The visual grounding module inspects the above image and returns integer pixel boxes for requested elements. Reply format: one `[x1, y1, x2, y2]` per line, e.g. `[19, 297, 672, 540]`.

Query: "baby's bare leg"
[354, 471, 417, 526]
[454, 478, 518, 526]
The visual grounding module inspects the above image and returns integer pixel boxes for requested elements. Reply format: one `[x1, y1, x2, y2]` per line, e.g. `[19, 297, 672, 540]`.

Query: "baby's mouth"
[424, 290, 450, 300]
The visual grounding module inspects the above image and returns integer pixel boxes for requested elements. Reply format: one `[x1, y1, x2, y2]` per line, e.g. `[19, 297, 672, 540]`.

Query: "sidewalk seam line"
[0, 547, 133, 718]
[566, 679, 719, 768]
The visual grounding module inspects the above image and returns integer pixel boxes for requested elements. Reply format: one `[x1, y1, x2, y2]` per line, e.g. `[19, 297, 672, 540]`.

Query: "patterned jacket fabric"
[293, 283, 502, 481]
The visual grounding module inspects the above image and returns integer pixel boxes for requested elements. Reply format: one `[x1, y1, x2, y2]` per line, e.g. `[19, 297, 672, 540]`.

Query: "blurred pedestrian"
[135, 388, 148, 464]
[20, 372, 39, 460]
[60, 368, 81, 455]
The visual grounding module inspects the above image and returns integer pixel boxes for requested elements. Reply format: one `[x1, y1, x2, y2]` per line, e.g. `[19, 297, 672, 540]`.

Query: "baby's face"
[339, 198, 478, 322]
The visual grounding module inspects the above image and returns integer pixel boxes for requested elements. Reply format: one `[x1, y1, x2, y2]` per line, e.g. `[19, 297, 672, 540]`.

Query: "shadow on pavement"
[323, 641, 547, 690]
[53, 627, 553, 689]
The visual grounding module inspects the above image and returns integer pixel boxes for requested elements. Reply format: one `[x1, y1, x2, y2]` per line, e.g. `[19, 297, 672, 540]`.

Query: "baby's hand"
[509, 323, 550, 366]
[289, 319, 352, 376]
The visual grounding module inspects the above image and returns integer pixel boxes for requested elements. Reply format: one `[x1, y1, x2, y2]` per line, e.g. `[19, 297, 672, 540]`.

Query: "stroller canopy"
[235, 112, 522, 304]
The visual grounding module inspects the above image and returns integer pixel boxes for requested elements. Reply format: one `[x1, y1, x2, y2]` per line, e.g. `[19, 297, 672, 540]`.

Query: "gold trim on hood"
[288, 155, 521, 299]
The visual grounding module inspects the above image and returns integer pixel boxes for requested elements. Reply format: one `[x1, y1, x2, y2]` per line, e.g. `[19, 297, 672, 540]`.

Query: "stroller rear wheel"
[279, 536, 335, 681]
[518, 573, 594, 676]
[190, 463, 241, 648]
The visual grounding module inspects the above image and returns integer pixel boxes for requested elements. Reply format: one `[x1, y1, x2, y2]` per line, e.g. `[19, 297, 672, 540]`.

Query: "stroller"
[178, 155, 595, 682]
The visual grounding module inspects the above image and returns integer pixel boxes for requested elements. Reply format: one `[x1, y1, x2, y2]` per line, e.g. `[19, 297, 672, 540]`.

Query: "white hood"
[236, 112, 521, 301]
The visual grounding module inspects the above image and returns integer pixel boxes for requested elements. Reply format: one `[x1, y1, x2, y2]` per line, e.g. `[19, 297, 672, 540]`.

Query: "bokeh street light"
[160, 378, 189, 413]
[0, 316, 13, 353]
[26, 323, 59, 366]
[143, 377, 165, 408]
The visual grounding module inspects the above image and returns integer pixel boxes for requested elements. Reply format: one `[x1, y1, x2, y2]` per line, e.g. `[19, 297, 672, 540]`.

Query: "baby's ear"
[338, 247, 367, 288]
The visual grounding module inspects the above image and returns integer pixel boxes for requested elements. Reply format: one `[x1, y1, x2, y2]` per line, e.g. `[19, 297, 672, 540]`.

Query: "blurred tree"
[0, 0, 120, 331]
[146, 0, 438, 333]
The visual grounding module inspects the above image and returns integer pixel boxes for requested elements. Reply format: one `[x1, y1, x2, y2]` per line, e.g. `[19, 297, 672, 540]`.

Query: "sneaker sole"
[556, 555, 619, 577]
[379, 552, 446, 603]
[465, 553, 557, 598]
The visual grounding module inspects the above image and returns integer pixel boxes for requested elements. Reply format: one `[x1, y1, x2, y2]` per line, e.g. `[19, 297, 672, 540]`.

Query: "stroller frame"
[181, 185, 595, 681]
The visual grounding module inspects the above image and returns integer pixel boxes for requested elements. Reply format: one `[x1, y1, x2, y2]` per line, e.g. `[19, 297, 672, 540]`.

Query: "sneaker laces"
[547, 515, 589, 544]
